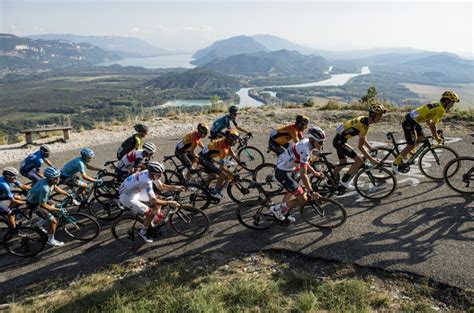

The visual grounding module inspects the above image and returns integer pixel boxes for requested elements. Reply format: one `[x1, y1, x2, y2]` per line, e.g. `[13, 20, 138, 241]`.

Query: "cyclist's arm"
[298, 166, 314, 193]
[86, 163, 102, 172]
[53, 185, 69, 196]
[236, 125, 250, 134]
[20, 184, 31, 191]
[427, 120, 440, 140]
[44, 159, 53, 167]
[10, 196, 25, 205]
[228, 148, 240, 163]
[80, 172, 97, 183]
[358, 136, 376, 162]
[40, 202, 60, 212]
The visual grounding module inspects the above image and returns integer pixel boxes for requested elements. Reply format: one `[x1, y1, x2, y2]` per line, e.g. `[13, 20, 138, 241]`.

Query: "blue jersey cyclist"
[19, 145, 54, 183]
[0, 167, 30, 230]
[27, 167, 70, 247]
[60, 148, 102, 200]
[210, 106, 252, 139]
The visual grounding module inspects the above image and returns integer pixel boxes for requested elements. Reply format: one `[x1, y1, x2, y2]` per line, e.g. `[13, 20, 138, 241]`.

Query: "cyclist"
[118, 161, 185, 243]
[19, 145, 54, 183]
[199, 129, 242, 199]
[175, 123, 209, 181]
[392, 91, 460, 174]
[116, 142, 156, 179]
[268, 114, 309, 156]
[60, 148, 102, 202]
[0, 167, 30, 229]
[116, 124, 149, 160]
[26, 167, 70, 247]
[209, 105, 252, 139]
[270, 127, 326, 222]
[332, 104, 386, 188]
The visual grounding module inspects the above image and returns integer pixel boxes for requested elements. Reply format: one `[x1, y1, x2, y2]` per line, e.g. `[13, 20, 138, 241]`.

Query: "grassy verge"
[5, 251, 472, 312]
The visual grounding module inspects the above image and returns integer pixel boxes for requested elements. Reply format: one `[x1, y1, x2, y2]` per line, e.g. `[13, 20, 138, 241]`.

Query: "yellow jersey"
[270, 124, 303, 145]
[201, 138, 230, 160]
[336, 116, 369, 139]
[409, 102, 445, 124]
[176, 130, 201, 152]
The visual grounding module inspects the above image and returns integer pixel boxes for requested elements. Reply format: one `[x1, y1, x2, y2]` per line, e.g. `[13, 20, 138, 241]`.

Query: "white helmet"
[147, 161, 165, 174]
[308, 127, 326, 142]
[142, 142, 156, 153]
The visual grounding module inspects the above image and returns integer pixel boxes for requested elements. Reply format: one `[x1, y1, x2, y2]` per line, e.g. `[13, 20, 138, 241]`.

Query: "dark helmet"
[197, 123, 209, 135]
[147, 161, 165, 174]
[308, 127, 326, 142]
[224, 129, 239, 141]
[43, 167, 61, 180]
[134, 124, 149, 133]
[228, 106, 239, 114]
[295, 114, 309, 125]
[368, 104, 387, 114]
[2, 167, 18, 178]
[40, 144, 51, 156]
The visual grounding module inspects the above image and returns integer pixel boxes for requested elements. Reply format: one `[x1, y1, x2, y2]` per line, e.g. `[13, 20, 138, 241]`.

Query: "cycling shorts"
[333, 135, 357, 159]
[119, 190, 152, 216]
[175, 148, 197, 169]
[198, 155, 221, 175]
[268, 139, 289, 156]
[402, 114, 424, 145]
[275, 168, 304, 196]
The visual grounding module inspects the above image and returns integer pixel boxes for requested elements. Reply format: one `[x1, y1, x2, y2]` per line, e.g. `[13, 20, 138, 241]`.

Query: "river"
[99, 53, 195, 69]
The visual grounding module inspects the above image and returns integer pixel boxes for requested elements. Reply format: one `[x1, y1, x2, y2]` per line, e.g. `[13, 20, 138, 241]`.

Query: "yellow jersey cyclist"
[209, 106, 252, 139]
[116, 142, 156, 179]
[19, 145, 54, 183]
[198, 129, 243, 199]
[118, 161, 185, 243]
[392, 91, 460, 174]
[270, 127, 326, 222]
[0, 167, 30, 230]
[26, 167, 70, 247]
[175, 123, 209, 181]
[268, 114, 309, 156]
[116, 124, 149, 160]
[60, 148, 103, 203]
[333, 104, 386, 188]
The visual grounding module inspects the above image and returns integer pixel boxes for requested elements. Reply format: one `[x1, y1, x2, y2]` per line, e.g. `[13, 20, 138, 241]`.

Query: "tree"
[210, 95, 220, 112]
[360, 86, 378, 105]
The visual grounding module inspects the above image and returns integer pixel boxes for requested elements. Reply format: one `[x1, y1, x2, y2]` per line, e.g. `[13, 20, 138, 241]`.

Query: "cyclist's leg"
[175, 148, 193, 181]
[199, 156, 223, 194]
[0, 201, 15, 229]
[268, 139, 286, 156]
[26, 169, 42, 183]
[271, 169, 306, 220]
[119, 192, 154, 232]
[394, 116, 419, 165]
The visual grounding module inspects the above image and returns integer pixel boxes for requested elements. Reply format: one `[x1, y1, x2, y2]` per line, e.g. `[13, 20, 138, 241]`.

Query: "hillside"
[146, 68, 240, 90]
[0, 33, 120, 69]
[201, 49, 329, 75]
[27, 34, 167, 57]
[192, 35, 268, 66]
[252, 34, 314, 55]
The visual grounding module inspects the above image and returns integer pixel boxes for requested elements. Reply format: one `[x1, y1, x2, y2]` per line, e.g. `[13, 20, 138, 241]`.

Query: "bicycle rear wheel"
[227, 178, 260, 204]
[111, 214, 146, 247]
[444, 156, 473, 194]
[88, 196, 124, 221]
[252, 163, 284, 195]
[164, 169, 184, 185]
[354, 167, 397, 199]
[4, 226, 46, 257]
[375, 147, 398, 167]
[94, 173, 121, 202]
[169, 206, 210, 238]
[238, 146, 265, 171]
[61, 213, 101, 241]
[300, 197, 347, 229]
[419, 146, 459, 180]
[236, 199, 275, 230]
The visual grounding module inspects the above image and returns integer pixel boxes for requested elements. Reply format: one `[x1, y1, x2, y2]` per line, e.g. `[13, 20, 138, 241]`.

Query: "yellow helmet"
[441, 91, 460, 103]
[368, 103, 387, 114]
[224, 129, 239, 141]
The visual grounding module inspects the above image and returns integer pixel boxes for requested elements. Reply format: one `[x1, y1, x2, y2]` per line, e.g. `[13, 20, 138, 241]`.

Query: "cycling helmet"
[228, 105, 239, 114]
[2, 167, 18, 178]
[295, 114, 309, 125]
[368, 104, 387, 114]
[134, 124, 149, 133]
[142, 142, 156, 153]
[224, 129, 239, 141]
[197, 123, 209, 135]
[80, 148, 95, 158]
[40, 144, 51, 155]
[147, 161, 165, 174]
[441, 91, 460, 103]
[43, 167, 61, 180]
[308, 127, 326, 142]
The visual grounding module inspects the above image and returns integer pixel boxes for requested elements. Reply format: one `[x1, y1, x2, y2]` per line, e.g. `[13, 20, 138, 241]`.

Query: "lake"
[99, 53, 195, 69]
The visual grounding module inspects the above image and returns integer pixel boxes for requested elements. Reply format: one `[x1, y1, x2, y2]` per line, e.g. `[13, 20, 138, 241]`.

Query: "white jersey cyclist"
[276, 139, 312, 171]
[119, 170, 162, 215]
[117, 150, 146, 174]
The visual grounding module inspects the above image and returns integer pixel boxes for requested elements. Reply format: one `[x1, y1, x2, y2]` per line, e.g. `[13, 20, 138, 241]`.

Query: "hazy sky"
[1, 0, 473, 56]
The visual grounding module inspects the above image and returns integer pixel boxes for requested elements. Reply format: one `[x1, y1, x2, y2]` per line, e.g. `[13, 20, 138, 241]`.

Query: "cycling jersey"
[0, 176, 21, 201]
[336, 116, 370, 139]
[269, 124, 303, 145]
[61, 157, 86, 177]
[20, 150, 45, 175]
[26, 178, 53, 204]
[409, 102, 445, 124]
[119, 170, 162, 198]
[210, 114, 237, 134]
[200, 138, 231, 161]
[117, 134, 141, 160]
[276, 139, 312, 171]
[117, 150, 146, 173]
[176, 130, 201, 152]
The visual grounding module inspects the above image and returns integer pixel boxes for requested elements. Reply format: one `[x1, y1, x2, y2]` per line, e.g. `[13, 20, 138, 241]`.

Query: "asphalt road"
[0, 130, 472, 299]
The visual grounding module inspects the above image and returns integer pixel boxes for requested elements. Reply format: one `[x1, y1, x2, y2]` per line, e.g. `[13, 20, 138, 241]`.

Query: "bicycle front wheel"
[419, 146, 459, 180]
[4, 226, 46, 257]
[252, 163, 284, 195]
[227, 178, 260, 204]
[300, 197, 347, 229]
[170, 206, 210, 238]
[180, 183, 211, 211]
[354, 166, 397, 199]
[236, 199, 275, 230]
[238, 146, 265, 171]
[61, 213, 101, 241]
[88, 196, 124, 221]
[444, 156, 474, 194]
[111, 214, 145, 247]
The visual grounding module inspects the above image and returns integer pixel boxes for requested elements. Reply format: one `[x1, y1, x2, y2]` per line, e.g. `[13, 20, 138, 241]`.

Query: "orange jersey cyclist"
[175, 123, 209, 181]
[268, 115, 309, 156]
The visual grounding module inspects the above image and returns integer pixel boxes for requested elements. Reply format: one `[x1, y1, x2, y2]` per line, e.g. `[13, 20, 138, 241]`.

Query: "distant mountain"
[313, 47, 428, 60]
[192, 35, 268, 66]
[252, 34, 314, 55]
[0, 33, 120, 69]
[146, 68, 240, 90]
[201, 49, 329, 75]
[27, 34, 167, 58]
